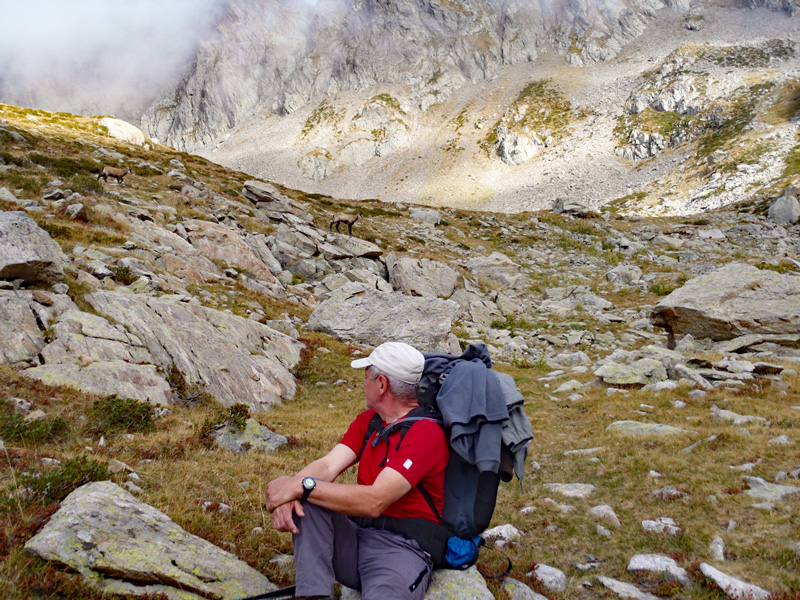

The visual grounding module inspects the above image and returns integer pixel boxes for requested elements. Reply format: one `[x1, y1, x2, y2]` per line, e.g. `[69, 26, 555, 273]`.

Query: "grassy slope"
[0, 104, 798, 600]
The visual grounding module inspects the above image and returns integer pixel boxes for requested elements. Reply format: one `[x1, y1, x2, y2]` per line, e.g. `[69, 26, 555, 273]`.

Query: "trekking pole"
[235, 584, 296, 600]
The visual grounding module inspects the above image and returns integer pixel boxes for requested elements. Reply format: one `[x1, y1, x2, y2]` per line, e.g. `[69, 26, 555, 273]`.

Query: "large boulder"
[386, 252, 458, 298]
[307, 282, 459, 352]
[182, 219, 279, 284]
[466, 252, 527, 290]
[650, 263, 800, 341]
[0, 291, 49, 365]
[0, 290, 78, 366]
[25, 481, 275, 600]
[25, 360, 174, 405]
[99, 117, 146, 146]
[0, 211, 67, 284]
[767, 195, 800, 225]
[23, 292, 303, 412]
[343, 566, 493, 600]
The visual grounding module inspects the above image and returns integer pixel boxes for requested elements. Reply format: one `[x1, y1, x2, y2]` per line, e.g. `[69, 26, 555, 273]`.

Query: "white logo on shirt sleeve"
[403, 459, 413, 470]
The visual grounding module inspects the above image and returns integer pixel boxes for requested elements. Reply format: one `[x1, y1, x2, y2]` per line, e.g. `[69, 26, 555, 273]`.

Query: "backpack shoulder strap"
[357, 412, 384, 460]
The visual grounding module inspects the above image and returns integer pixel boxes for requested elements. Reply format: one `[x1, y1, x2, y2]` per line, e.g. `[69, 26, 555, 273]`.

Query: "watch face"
[303, 477, 315, 490]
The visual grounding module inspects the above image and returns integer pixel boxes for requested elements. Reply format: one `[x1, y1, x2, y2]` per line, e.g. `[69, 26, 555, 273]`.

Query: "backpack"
[355, 344, 530, 572]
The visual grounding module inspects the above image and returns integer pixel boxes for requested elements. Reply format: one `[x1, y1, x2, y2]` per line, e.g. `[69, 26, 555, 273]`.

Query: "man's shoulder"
[405, 416, 447, 445]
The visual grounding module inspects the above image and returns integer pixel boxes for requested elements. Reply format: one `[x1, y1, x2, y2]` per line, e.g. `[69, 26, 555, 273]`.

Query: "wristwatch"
[300, 477, 316, 501]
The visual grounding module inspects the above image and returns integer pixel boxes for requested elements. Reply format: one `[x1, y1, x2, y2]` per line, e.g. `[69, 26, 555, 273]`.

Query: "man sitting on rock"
[266, 341, 448, 600]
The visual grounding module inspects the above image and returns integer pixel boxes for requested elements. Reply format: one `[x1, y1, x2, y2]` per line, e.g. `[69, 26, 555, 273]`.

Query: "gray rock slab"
[342, 566, 493, 600]
[543, 483, 596, 499]
[606, 421, 694, 437]
[627, 554, 691, 588]
[642, 516, 681, 536]
[386, 252, 458, 298]
[24, 481, 275, 600]
[650, 263, 800, 341]
[503, 577, 549, 600]
[214, 418, 287, 453]
[409, 207, 442, 226]
[467, 252, 527, 290]
[307, 282, 459, 352]
[597, 576, 660, 600]
[0, 211, 67, 284]
[595, 358, 668, 385]
[0, 291, 48, 364]
[182, 219, 279, 284]
[711, 406, 768, 426]
[699, 563, 770, 600]
[768, 195, 800, 225]
[85, 291, 303, 412]
[24, 360, 173, 405]
[588, 504, 621, 527]
[322, 232, 383, 259]
[529, 563, 567, 593]
[742, 476, 800, 501]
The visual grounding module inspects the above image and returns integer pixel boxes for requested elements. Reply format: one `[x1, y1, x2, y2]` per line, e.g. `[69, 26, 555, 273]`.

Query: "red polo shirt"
[340, 409, 448, 523]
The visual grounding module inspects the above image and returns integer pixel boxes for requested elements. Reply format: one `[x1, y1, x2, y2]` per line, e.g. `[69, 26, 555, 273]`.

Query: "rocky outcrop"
[386, 252, 458, 298]
[141, 0, 688, 152]
[85, 291, 302, 411]
[307, 282, 459, 352]
[650, 263, 800, 341]
[99, 117, 147, 146]
[0, 211, 68, 284]
[22, 291, 303, 412]
[25, 481, 276, 600]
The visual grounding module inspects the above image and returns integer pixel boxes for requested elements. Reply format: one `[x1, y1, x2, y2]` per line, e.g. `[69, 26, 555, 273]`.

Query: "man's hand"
[266, 475, 302, 512]
[271, 500, 304, 534]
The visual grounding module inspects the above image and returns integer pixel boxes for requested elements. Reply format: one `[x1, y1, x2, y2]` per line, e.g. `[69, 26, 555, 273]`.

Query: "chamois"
[97, 166, 132, 185]
[330, 211, 363, 235]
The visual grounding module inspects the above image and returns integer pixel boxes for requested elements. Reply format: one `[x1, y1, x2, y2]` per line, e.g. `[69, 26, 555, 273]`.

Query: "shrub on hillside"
[18, 455, 109, 504]
[0, 400, 69, 442]
[86, 395, 154, 434]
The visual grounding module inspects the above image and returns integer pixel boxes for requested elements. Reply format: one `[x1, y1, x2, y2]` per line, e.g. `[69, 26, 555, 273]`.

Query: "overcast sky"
[0, 0, 228, 119]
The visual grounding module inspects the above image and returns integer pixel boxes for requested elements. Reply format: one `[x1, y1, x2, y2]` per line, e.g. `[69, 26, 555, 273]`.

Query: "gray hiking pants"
[293, 502, 433, 600]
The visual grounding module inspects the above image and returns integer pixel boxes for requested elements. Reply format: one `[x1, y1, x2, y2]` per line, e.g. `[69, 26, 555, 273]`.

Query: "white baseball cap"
[350, 341, 425, 385]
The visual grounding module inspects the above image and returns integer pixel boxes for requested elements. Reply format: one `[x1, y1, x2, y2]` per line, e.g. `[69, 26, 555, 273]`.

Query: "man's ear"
[377, 374, 388, 394]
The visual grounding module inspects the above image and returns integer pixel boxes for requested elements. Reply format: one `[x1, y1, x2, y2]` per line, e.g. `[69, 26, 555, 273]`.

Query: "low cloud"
[0, 0, 227, 121]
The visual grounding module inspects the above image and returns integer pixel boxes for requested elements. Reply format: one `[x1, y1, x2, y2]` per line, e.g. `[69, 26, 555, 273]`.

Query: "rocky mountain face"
[141, 0, 799, 214]
[143, 0, 689, 150]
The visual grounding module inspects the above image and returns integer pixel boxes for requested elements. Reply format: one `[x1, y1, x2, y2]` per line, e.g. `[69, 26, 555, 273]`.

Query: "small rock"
[742, 476, 800, 501]
[123, 481, 143, 494]
[527, 564, 567, 593]
[648, 486, 689, 501]
[597, 525, 612, 537]
[24, 409, 47, 421]
[597, 576, 659, 600]
[202, 501, 233, 514]
[269, 553, 293, 567]
[543, 483, 596, 498]
[642, 516, 681, 536]
[710, 536, 725, 561]
[767, 435, 790, 446]
[627, 554, 691, 588]
[699, 563, 770, 600]
[483, 524, 520, 547]
[502, 577, 549, 600]
[588, 505, 621, 528]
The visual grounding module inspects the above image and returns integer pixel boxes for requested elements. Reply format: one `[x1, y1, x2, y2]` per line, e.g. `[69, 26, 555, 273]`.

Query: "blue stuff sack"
[444, 535, 483, 569]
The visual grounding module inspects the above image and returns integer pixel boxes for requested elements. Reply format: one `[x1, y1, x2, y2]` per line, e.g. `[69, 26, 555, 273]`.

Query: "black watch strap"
[300, 477, 316, 501]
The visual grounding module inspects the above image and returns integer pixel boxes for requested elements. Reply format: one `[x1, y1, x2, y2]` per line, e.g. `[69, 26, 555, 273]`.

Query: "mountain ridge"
[140, 0, 800, 215]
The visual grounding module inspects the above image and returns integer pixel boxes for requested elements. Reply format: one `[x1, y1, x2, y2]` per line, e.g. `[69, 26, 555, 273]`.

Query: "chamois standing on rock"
[97, 166, 132, 185]
[330, 211, 363, 235]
